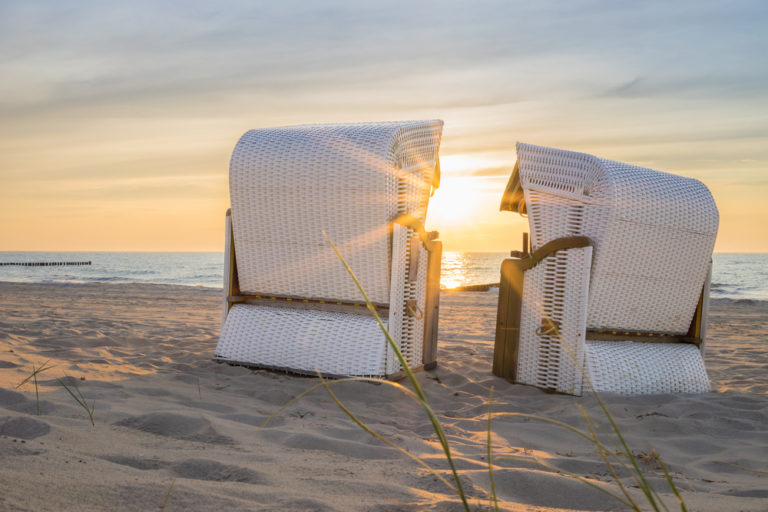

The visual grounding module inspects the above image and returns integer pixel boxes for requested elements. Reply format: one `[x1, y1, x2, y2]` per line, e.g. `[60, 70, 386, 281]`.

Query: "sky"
[1, 0, 767, 253]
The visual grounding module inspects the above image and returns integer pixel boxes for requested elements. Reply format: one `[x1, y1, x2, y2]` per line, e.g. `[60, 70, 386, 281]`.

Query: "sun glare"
[427, 176, 485, 224]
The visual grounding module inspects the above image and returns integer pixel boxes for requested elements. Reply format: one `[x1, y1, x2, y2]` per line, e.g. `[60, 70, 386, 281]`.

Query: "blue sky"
[1, 0, 766, 251]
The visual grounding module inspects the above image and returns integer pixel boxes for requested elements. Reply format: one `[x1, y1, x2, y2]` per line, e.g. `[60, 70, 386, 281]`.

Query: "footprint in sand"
[0, 416, 50, 439]
[103, 455, 268, 484]
[170, 459, 267, 483]
[0, 389, 27, 407]
[0, 389, 56, 415]
[103, 455, 167, 471]
[113, 412, 234, 444]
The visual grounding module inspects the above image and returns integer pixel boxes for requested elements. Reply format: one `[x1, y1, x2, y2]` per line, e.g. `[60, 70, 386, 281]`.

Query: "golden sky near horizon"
[1, 1, 767, 253]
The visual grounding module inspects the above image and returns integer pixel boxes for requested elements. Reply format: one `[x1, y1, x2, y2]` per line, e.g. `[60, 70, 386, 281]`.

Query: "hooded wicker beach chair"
[215, 121, 444, 378]
[493, 143, 719, 395]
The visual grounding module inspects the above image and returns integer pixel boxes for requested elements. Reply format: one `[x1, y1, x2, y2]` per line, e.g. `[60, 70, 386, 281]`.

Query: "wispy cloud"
[599, 75, 768, 99]
[4, 1, 765, 114]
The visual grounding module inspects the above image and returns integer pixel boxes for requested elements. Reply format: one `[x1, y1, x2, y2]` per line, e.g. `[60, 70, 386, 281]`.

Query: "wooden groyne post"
[0, 261, 92, 267]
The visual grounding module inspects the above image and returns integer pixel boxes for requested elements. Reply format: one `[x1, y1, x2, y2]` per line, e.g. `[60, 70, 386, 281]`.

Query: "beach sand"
[0, 281, 766, 511]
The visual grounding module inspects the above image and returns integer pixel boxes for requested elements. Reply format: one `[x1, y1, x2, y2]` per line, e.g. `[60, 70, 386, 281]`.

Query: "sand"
[0, 281, 766, 511]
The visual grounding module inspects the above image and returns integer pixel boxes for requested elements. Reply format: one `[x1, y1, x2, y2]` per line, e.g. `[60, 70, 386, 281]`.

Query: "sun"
[427, 176, 485, 225]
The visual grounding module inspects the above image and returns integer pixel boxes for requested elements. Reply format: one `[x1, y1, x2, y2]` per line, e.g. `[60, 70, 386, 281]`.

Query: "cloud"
[599, 75, 768, 100]
[3, 0, 766, 118]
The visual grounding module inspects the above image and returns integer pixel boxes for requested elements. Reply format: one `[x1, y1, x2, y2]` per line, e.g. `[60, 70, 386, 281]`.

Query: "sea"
[0, 252, 766, 301]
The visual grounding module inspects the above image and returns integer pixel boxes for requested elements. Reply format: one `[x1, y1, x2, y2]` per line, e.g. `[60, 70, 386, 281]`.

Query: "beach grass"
[15, 360, 54, 415]
[159, 479, 176, 511]
[310, 232, 688, 511]
[58, 376, 95, 426]
[323, 232, 472, 510]
[486, 387, 500, 512]
[15, 361, 96, 427]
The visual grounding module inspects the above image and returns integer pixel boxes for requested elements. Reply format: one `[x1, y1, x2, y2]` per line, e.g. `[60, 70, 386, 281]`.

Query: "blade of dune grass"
[712, 461, 768, 476]
[159, 478, 176, 511]
[577, 404, 641, 510]
[655, 450, 687, 512]
[15, 360, 54, 416]
[580, 366, 669, 511]
[493, 411, 615, 447]
[58, 376, 95, 426]
[495, 408, 645, 508]
[323, 231, 471, 511]
[258, 377, 421, 433]
[593, 394, 662, 509]
[497, 404, 688, 512]
[497, 454, 634, 508]
[317, 374, 458, 492]
[534, 302, 683, 511]
[15, 360, 54, 389]
[487, 387, 500, 512]
[257, 376, 455, 490]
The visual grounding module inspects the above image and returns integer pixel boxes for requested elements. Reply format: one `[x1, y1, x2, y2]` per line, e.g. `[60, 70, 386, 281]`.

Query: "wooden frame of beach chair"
[493, 144, 719, 395]
[215, 121, 444, 379]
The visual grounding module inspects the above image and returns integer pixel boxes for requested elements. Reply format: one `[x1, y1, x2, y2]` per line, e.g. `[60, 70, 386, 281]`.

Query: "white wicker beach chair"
[215, 121, 444, 378]
[494, 143, 719, 395]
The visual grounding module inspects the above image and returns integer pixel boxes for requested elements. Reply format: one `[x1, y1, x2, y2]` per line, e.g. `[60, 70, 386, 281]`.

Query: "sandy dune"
[1, 282, 766, 511]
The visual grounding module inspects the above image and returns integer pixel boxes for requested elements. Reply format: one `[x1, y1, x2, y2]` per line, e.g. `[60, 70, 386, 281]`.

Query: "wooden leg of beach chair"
[687, 260, 712, 357]
[221, 208, 240, 326]
[494, 258, 525, 382]
[422, 239, 442, 370]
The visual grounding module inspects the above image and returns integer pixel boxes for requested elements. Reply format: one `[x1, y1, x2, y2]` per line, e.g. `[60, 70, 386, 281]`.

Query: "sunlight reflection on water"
[440, 252, 507, 289]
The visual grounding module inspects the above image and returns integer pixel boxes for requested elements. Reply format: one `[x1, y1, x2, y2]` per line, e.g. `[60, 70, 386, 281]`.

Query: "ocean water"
[710, 253, 768, 301]
[0, 252, 223, 288]
[441, 252, 768, 301]
[0, 251, 766, 301]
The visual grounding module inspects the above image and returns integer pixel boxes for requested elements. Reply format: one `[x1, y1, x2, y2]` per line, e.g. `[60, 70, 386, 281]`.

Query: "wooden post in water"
[0, 261, 92, 267]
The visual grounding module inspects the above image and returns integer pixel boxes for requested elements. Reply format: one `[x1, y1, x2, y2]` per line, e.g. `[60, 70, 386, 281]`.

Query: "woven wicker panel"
[392, 232, 430, 372]
[584, 341, 711, 394]
[216, 305, 389, 377]
[525, 190, 588, 247]
[386, 223, 408, 374]
[411, 244, 430, 366]
[517, 246, 592, 395]
[230, 121, 443, 305]
[517, 143, 718, 333]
